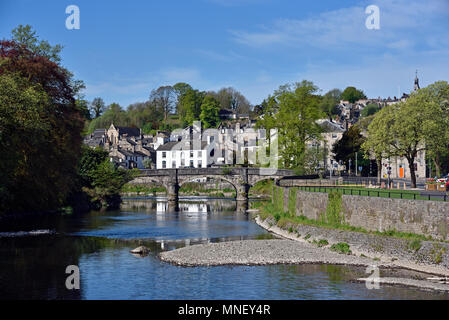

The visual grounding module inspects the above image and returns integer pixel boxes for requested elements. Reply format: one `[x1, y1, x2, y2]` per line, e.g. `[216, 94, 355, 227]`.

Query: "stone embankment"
[255, 215, 449, 276]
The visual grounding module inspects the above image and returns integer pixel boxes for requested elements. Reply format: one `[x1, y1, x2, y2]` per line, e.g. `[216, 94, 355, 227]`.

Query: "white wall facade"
[156, 149, 208, 169]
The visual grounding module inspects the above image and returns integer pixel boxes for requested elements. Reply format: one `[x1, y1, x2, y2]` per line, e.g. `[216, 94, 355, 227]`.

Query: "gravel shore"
[159, 239, 390, 267]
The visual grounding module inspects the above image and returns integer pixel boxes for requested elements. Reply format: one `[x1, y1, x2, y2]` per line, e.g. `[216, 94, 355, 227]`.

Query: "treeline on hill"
[86, 84, 253, 134]
[0, 25, 135, 216]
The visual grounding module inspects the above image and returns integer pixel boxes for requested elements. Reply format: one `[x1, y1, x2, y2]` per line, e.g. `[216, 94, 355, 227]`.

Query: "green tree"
[77, 146, 137, 209]
[178, 89, 205, 126]
[418, 81, 449, 176]
[90, 97, 106, 118]
[320, 88, 341, 120]
[362, 91, 442, 188]
[209, 87, 252, 114]
[173, 82, 192, 114]
[361, 103, 380, 117]
[11, 24, 63, 64]
[0, 32, 84, 215]
[149, 85, 176, 120]
[332, 126, 366, 174]
[341, 86, 367, 103]
[200, 95, 220, 128]
[270, 81, 324, 172]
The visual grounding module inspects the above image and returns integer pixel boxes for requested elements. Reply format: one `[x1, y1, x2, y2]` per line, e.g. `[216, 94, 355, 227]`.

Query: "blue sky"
[1, 0, 448, 107]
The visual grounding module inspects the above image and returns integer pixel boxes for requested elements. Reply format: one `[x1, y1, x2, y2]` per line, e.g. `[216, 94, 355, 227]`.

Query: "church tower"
[414, 70, 420, 91]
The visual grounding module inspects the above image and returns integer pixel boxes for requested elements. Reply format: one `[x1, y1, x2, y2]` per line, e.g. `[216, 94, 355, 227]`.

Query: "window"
[190, 151, 194, 158]
[162, 161, 166, 169]
[190, 160, 194, 167]
[162, 152, 166, 158]
[198, 151, 202, 157]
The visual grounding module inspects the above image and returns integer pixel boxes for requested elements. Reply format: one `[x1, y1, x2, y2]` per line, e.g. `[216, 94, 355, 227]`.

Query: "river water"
[0, 197, 448, 300]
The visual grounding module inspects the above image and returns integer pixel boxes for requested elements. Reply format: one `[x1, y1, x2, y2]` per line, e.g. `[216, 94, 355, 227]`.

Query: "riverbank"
[254, 215, 449, 277]
[159, 219, 449, 292]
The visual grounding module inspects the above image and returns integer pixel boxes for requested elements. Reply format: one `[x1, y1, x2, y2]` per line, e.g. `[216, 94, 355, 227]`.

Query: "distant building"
[83, 123, 155, 169]
[106, 124, 141, 145]
[380, 151, 426, 180]
[83, 129, 107, 148]
[156, 140, 212, 169]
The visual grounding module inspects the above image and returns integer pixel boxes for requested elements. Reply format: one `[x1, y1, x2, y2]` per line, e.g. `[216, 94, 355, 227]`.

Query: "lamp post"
[330, 159, 333, 179]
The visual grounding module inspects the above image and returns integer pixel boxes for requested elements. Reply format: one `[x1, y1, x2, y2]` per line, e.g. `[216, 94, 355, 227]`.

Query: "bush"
[330, 242, 352, 255]
[313, 239, 329, 247]
[408, 239, 422, 252]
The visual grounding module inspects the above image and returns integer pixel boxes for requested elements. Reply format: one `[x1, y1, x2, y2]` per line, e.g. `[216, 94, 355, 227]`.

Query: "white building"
[156, 141, 213, 169]
[317, 119, 346, 172]
[380, 152, 426, 180]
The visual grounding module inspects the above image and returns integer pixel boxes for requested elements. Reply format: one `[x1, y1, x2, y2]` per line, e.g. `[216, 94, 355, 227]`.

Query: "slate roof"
[117, 126, 140, 137]
[157, 141, 208, 151]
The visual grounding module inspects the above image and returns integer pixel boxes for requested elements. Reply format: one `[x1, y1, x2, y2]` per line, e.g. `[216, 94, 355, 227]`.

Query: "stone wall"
[274, 186, 449, 241]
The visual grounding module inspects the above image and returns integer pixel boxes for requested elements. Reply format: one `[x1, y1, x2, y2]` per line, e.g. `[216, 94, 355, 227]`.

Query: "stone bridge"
[130, 167, 294, 211]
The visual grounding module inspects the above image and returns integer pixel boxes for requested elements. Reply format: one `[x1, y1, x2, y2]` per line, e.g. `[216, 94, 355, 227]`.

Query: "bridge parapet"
[138, 167, 294, 177]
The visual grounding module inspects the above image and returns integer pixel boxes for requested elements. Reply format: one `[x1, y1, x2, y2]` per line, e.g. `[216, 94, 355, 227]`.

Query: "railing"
[295, 185, 449, 202]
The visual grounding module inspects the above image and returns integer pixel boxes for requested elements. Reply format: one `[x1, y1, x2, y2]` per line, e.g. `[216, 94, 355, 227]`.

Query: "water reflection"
[156, 201, 209, 213]
[1, 198, 449, 300]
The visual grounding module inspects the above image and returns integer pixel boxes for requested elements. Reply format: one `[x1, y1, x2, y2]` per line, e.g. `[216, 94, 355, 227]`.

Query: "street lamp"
[330, 159, 333, 179]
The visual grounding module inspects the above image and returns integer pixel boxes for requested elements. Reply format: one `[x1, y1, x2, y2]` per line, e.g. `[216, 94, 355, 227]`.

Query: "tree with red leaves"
[0, 31, 84, 214]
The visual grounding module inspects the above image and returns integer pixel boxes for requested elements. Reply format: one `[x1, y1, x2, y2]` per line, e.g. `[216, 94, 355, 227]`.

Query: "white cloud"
[160, 67, 201, 84]
[230, 0, 449, 51]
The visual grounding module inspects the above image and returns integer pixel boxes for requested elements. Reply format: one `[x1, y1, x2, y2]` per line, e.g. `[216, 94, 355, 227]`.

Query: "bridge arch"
[128, 176, 169, 193]
[178, 175, 238, 197]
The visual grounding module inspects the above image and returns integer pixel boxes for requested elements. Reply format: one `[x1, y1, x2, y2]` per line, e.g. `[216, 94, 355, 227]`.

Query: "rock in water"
[130, 246, 149, 254]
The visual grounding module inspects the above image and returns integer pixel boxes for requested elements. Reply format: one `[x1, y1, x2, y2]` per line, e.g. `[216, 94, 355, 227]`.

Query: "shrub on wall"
[288, 188, 298, 216]
[326, 191, 344, 226]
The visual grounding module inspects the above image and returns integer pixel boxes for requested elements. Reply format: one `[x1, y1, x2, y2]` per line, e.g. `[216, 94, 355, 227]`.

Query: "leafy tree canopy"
[341, 86, 367, 103]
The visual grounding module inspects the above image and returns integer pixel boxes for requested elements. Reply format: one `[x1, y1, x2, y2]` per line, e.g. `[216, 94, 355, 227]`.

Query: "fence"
[296, 185, 449, 202]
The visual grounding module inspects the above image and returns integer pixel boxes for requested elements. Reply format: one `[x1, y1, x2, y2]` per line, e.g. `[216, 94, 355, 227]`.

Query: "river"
[0, 197, 448, 300]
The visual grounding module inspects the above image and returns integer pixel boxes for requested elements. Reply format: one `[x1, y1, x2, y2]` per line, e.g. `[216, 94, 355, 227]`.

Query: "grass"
[330, 242, 352, 255]
[251, 179, 274, 196]
[313, 239, 329, 247]
[431, 243, 446, 264]
[408, 239, 422, 252]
